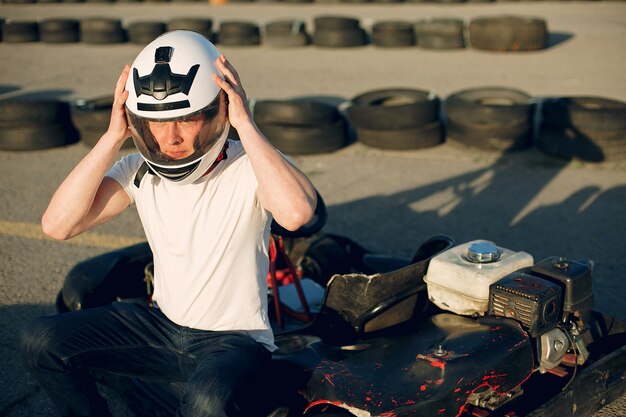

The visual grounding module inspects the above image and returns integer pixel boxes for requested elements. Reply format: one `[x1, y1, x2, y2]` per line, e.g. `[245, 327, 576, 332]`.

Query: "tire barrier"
[217, 21, 261, 46]
[0, 15, 556, 52]
[254, 99, 349, 155]
[70, 96, 134, 149]
[313, 16, 368, 48]
[166, 18, 213, 41]
[80, 17, 127, 44]
[469, 16, 548, 52]
[2, 20, 39, 43]
[415, 18, 465, 50]
[538, 97, 626, 162]
[346, 88, 443, 150]
[127, 20, 167, 44]
[2, 92, 624, 163]
[0, 100, 77, 151]
[444, 87, 535, 153]
[264, 20, 310, 48]
[39, 18, 80, 43]
[371, 21, 416, 48]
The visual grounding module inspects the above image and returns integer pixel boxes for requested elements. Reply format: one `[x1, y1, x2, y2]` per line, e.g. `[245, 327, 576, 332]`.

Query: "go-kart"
[55, 194, 626, 417]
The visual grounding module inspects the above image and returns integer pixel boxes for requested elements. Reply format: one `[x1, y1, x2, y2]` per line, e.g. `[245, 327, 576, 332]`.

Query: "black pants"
[20, 301, 271, 417]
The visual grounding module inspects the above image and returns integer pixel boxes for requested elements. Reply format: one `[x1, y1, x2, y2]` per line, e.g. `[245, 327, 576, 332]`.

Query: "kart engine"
[488, 256, 595, 373]
[425, 240, 595, 374]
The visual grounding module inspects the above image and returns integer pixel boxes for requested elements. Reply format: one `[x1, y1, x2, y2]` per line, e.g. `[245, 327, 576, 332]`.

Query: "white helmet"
[125, 30, 230, 185]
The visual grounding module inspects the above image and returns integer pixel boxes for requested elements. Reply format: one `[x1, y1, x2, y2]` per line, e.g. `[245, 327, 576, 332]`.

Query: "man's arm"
[41, 66, 132, 240]
[213, 55, 317, 231]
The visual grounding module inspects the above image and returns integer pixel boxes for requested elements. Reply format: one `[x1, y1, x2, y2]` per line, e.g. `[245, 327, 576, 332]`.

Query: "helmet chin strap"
[202, 140, 230, 177]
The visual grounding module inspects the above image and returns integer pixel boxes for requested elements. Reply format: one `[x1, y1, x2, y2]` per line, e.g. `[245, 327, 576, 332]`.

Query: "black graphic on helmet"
[133, 46, 200, 112]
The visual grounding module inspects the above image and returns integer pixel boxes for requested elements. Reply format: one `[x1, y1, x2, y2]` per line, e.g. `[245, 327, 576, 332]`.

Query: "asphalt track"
[1, 1, 625, 416]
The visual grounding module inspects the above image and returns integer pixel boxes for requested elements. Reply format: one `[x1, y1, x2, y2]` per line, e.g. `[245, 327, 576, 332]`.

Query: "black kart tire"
[417, 35, 465, 50]
[166, 18, 213, 40]
[2, 20, 39, 43]
[254, 99, 339, 126]
[70, 96, 135, 149]
[415, 18, 465, 38]
[313, 28, 367, 48]
[371, 21, 416, 47]
[265, 20, 307, 35]
[469, 16, 548, 52]
[127, 21, 166, 44]
[356, 121, 444, 150]
[265, 33, 309, 48]
[70, 96, 114, 130]
[347, 88, 440, 130]
[265, 20, 309, 48]
[542, 97, 626, 132]
[80, 18, 126, 44]
[217, 21, 261, 46]
[0, 124, 72, 151]
[446, 119, 533, 152]
[445, 86, 535, 125]
[0, 99, 67, 127]
[538, 125, 626, 163]
[39, 18, 80, 43]
[257, 118, 347, 155]
[314, 16, 361, 31]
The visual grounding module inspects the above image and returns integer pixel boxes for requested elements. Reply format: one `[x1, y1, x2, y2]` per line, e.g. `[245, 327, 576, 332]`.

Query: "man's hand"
[105, 64, 131, 145]
[212, 55, 254, 132]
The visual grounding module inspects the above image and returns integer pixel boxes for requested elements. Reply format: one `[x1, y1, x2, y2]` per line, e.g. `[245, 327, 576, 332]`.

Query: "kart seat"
[316, 235, 455, 337]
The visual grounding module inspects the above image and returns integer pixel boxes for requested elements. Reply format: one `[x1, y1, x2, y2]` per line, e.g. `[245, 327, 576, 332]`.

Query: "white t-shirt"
[107, 140, 276, 350]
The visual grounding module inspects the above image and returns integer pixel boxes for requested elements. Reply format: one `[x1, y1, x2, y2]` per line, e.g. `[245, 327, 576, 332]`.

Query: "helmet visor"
[127, 90, 228, 168]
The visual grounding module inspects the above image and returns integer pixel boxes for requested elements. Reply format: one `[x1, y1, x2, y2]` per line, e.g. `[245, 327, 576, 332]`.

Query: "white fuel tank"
[424, 240, 534, 316]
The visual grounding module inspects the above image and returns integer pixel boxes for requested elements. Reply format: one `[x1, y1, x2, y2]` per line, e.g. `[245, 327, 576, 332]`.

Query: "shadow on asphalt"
[324, 151, 626, 320]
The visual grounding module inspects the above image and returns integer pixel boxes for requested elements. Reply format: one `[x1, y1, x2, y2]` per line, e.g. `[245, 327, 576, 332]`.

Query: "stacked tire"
[254, 99, 348, 155]
[371, 21, 416, 48]
[469, 16, 548, 52]
[539, 97, 626, 162]
[313, 16, 367, 48]
[0, 99, 76, 151]
[127, 21, 166, 44]
[217, 21, 260, 46]
[264, 20, 309, 48]
[71, 96, 133, 149]
[39, 18, 80, 43]
[166, 18, 213, 41]
[444, 87, 535, 153]
[415, 18, 465, 50]
[2, 20, 39, 43]
[346, 88, 443, 150]
[80, 18, 126, 44]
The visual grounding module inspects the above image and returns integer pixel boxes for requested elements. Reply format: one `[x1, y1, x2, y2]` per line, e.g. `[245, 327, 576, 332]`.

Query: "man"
[20, 31, 317, 417]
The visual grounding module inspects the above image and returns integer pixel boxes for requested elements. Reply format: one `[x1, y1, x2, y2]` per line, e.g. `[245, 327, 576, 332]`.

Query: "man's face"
[147, 114, 205, 160]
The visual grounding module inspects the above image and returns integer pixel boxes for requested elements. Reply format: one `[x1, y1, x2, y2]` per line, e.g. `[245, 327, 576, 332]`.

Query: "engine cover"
[488, 271, 562, 338]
